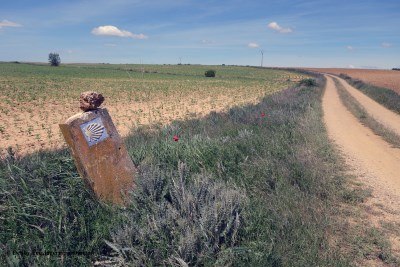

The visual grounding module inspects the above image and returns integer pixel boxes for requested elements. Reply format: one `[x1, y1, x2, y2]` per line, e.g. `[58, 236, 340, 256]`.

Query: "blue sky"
[1, 0, 399, 68]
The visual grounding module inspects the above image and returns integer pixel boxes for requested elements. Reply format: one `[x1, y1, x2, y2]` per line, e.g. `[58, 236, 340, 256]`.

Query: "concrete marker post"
[59, 92, 135, 204]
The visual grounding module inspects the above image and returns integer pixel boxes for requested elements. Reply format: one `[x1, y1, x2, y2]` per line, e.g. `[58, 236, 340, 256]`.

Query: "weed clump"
[107, 162, 247, 266]
[300, 78, 317, 86]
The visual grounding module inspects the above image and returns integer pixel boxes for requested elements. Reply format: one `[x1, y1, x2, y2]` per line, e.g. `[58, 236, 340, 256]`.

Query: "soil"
[0, 89, 270, 157]
[323, 75, 400, 265]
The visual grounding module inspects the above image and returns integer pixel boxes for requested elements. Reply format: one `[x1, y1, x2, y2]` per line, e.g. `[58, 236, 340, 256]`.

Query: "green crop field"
[0, 62, 305, 155]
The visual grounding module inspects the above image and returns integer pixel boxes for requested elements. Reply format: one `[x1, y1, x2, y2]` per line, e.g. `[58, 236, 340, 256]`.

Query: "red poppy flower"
[173, 135, 179, 142]
[261, 112, 266, 118]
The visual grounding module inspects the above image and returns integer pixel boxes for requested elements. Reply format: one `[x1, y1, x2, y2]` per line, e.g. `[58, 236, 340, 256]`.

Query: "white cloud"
[0, 19, 22, 28]
[91, 25, 148, 39]
[348, 64, 355, 69]
[346, 45, 354, 51]
[248, 42, 259, 48]
[267, 22, 292, 33]
[381, 42, 392, 48]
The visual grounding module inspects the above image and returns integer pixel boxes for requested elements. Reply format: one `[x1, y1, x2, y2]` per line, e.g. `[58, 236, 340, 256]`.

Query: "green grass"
[334, 77, 400, 148]
[339, 73, 400, 115]
[0, 150, 117, 266]
[0, 62, 296, 80]
[1, 74, 356, 266]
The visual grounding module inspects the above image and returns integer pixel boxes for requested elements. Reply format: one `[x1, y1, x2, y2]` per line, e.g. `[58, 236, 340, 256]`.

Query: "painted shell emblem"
[84, 123, 104, 142]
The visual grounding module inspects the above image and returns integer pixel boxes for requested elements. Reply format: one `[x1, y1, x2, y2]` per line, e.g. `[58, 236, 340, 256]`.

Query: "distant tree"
[48, 53, 61, 66]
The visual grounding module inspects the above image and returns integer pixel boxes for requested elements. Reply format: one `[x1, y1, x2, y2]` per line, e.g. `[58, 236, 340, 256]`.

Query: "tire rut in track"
[330, 74, 400, 136]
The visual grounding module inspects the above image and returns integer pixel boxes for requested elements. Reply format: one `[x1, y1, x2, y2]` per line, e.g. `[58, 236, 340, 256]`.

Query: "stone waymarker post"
[59, 92, 135, 204]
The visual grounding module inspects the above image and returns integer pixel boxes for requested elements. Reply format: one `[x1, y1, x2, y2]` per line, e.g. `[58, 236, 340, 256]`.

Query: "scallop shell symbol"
[84, 123, 104, 142]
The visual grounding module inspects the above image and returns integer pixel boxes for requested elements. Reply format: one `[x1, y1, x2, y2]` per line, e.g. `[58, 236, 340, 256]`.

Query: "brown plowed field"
[306, 68, 400, 94]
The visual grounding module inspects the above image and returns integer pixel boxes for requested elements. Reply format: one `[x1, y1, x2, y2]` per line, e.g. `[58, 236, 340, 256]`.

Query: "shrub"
[48, 53, 61, 66]
[339, 73, 351, 80]
[205, 70, 216, 77]
[299, 78, 316, 86]
[106, 162, 247, 266]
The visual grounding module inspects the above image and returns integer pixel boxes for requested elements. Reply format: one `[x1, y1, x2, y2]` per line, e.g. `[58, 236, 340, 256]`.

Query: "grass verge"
[0, 150, 116, 266]
[333, 77, 400, 148]
[1, 76, 355, 266]
[339, 74, 400, 115]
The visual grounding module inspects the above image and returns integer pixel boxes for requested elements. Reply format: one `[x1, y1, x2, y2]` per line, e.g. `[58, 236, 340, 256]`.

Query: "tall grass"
[1, 76, 351, 266]
[107, 163, 247, 266]
[0, 150, 116, 266]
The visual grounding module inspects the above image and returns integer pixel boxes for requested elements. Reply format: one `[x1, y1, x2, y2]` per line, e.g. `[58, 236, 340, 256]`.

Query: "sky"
[0, 0, 399, 68]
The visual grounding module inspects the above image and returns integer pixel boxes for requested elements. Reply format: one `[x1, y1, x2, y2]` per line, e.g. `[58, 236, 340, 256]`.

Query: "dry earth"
[307, 68, 400, 94]
[323, 75, 400, 265]
[0, 89, 266, 156]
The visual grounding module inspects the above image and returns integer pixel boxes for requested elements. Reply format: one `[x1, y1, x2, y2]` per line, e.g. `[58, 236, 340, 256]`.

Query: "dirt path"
[331, 74, 400, 136]
[323, 75, 400, 194]
[323, 75, 400, 264]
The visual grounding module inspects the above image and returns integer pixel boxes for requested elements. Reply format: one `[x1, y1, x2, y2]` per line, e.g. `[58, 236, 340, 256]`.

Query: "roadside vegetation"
[339, 73, 400, 115]
[110, 76, 350, 266]
[333, 77, 400, 148]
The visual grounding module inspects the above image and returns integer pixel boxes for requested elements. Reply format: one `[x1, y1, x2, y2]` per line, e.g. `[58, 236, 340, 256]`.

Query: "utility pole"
[260, 50, 264, 67]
